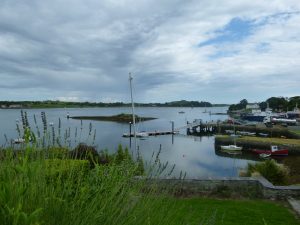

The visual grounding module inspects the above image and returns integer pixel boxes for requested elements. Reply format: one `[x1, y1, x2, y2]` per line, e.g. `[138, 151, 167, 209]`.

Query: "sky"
[0, 0, 300, 104]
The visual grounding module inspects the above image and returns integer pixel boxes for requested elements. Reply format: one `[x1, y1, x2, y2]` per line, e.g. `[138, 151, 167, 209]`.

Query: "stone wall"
[137, 176, 300, 199]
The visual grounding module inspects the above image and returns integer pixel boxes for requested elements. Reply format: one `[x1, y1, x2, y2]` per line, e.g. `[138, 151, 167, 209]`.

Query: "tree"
[266, 97, 288, 112]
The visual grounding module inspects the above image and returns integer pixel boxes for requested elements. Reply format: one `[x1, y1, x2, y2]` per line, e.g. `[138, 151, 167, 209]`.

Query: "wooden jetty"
[176, 120, 300, 138]
[175, 120, 221, 135]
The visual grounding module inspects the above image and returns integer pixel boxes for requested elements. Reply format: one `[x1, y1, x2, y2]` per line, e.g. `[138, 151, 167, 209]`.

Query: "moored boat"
[13, 138, 25, 144]
[252, 145, 288, 156]
[220, 145, 242, 151]
[122, 132, 149, 138]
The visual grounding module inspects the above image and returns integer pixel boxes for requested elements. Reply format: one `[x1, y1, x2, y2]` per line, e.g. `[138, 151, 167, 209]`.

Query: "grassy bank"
[1, 148, 299, 225]
[219, 124, 300, 139]
[215, 135, 300, 154]
[0, 146, 177, 225]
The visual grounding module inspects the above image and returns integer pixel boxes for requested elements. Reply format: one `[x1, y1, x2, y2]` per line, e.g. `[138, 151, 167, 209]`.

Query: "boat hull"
[252, 149, 288, 156]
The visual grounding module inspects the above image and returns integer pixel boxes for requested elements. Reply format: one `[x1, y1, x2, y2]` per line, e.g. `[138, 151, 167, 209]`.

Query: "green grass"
[147, 197, 300, 225]
[216, 135, 300, 147]
[1, 149, 299, 225]
[0, 147, 185, 225]
[290, 130, 300, 136]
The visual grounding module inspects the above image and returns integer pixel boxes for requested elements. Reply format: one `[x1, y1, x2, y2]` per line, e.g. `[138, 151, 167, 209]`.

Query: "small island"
[69, 113, 157, 123]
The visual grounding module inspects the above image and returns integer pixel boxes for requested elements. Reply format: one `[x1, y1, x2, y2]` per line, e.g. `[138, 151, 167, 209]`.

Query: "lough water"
[0, 107, 256, 178]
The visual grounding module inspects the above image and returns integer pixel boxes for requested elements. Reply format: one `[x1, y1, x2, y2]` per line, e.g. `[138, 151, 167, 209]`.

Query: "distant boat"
[220, 145, 242, 151]
[203, 103, 209, 113]
[252, 145, 288, 156]
[259, 153, 271, 158]
[221, 118, 242, 151]
[178, 111, 185, 114]
[136, 132, 149, 137]
[13, 138, 25, 144]
[123, 131, 149, 138]
[258, 133, 269, 137]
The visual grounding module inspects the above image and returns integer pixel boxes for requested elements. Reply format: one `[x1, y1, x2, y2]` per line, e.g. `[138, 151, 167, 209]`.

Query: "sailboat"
[220, 118, 242, 151]
[202, 102, 209, 113]
[122, 73, 149, 139]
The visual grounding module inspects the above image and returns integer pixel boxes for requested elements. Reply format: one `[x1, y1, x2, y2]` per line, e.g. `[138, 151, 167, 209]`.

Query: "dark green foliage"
[246, 159, 289, 185]
[114, 144, 144, 176]
[163, 100, 212, 107]
[228, 99, 248, 111]
[70, 143, 100, 167]
[230, 96, 300, 112]
[266, 97, 288, 111]
[288, 96, 300, 110]
[0, 100, 213, 108]
[260, 96, 300, 111]
[115, 144, 126, 163]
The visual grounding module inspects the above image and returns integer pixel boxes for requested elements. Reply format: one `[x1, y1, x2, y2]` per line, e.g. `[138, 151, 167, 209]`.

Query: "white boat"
[221, 119, 242, 151]
[259, 153, 271, 158]
[13, 138, 25, 144]
[136, 132, 149, 137]
[123, 132, 149, 138]
[220, 145, 242, 151]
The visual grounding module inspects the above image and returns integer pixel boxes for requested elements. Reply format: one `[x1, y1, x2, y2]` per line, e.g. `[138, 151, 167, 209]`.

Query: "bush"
[70, 143, 101, 167]
[246, 159, 289, 185]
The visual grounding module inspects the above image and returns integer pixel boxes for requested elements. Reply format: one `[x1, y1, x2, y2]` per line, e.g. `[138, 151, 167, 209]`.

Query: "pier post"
[171, 121, 174, 133]
[129, 122, 132, 147]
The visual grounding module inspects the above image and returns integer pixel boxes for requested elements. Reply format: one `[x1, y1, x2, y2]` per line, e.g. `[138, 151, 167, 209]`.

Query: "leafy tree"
[288, 96, 300, 111]
[266, 97, 288, 111]
[228, 99, 248, 111]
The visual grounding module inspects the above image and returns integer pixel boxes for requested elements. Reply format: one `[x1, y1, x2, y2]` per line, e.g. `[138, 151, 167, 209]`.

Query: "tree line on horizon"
[0, 100, 215, 108]
[228, 96, 300, 112]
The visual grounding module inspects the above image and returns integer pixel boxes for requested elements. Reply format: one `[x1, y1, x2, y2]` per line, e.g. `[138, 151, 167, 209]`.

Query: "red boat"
[252, 145, 288, 156]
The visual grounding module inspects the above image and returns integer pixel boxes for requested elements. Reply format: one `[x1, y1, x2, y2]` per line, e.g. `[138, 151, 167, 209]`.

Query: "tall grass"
[0, 144, 195, 224]
[0, 111, 198, 225]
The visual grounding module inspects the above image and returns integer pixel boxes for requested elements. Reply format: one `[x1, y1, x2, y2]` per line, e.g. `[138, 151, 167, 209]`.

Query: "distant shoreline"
[0, 105, 229, 110]
[0, 100, 229, 109]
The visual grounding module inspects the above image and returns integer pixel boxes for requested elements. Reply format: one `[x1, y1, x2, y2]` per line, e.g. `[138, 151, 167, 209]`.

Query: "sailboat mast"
[129, 73, 137, 151]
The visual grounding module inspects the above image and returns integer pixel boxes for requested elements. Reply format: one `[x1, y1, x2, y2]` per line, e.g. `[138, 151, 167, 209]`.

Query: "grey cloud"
[0, 0, 300, 103]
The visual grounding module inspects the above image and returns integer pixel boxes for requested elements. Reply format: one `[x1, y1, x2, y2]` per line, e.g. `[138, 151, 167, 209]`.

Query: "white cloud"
[0, 0, 299, 103]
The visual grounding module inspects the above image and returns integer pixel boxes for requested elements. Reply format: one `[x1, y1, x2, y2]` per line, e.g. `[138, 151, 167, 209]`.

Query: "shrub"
[246, 159, 289, 185]
[70, 143, 100, 167]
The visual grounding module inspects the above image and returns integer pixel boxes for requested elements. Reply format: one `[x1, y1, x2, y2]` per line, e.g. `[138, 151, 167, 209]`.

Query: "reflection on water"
[0, 107, 257, 178]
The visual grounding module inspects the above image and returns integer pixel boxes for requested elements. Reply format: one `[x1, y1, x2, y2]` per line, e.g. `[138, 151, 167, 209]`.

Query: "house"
[246, 103, 260, 110]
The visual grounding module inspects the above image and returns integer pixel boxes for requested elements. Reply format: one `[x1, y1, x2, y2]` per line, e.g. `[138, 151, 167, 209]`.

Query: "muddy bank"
[70, 113, 156, 123]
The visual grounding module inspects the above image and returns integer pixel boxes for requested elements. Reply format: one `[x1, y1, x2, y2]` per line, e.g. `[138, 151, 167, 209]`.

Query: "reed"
[0, 111, 196, 225]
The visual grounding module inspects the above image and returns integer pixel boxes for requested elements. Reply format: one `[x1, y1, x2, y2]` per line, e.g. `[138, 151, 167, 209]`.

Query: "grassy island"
[70, 113, 157, 123]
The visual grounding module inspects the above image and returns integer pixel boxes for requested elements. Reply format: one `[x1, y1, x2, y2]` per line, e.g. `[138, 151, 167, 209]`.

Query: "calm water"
[0, 107, 256, 177]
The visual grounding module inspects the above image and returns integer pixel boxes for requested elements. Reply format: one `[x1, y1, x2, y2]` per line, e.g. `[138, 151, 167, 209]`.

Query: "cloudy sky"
[0, 0, 300, 104]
